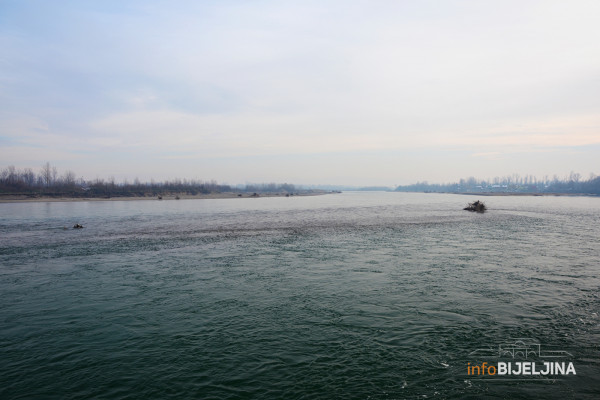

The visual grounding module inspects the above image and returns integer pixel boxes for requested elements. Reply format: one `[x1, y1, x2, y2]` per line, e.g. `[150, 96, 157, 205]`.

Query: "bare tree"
[41, 162, 53, 187]
[5, 165, 17, 185]
[569, 171, 581, 182]
[62, 170, 77, 187]
[23, 168, 35, 186]
[51, 166, 58, 186]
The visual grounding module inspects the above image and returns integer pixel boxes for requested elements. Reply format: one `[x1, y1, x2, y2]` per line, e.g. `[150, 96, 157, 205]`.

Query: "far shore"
[454, 192, 599, 197]
[0, 191, 330, 204]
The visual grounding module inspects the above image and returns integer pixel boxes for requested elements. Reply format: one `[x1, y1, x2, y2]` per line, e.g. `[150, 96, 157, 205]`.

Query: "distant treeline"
[395, 172, 600, 195]
[0, 163, 299, 198]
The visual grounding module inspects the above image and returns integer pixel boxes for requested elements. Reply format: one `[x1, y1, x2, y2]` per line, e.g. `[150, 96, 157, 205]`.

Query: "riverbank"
[0, 191, 330, 203]
[455, 192, 599, 197]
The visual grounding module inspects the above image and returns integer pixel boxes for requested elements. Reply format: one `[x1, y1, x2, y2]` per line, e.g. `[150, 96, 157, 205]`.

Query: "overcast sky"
[1, 0, 599, 185]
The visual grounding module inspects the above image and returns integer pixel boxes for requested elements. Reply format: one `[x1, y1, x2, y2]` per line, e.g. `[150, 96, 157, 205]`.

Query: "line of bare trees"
[0, 163, 78, 191]
[395, 172, 600, 194]
[0, 163, 298, 197]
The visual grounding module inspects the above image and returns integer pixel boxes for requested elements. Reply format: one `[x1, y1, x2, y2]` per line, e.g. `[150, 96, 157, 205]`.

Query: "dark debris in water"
[464, 200, 486, 213]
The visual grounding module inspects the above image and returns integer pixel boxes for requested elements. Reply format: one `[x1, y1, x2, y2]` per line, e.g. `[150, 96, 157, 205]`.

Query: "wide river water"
[1, 192, 599, 399]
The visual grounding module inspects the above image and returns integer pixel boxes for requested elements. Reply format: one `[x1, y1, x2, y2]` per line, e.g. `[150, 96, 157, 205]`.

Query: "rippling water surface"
[1, 192, 599, 399]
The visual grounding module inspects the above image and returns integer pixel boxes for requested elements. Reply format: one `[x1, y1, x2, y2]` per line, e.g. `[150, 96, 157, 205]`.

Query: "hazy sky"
[1, 0, 599, 185]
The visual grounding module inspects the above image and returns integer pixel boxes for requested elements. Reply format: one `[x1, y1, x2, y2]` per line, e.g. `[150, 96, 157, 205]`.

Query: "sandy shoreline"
[0, 192, 329, 204]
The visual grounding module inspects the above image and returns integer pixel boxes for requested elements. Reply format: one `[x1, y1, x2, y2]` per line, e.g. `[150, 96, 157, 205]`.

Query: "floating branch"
[464, 200, 486, 213]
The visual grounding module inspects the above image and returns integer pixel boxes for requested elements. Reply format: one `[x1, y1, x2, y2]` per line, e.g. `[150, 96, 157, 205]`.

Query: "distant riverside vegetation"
[395, 173, 600, 195]
[0, 163, 305, 198]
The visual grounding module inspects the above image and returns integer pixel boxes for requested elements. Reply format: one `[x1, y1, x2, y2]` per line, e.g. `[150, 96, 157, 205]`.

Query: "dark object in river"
[73, 223, 84, 229]
[464, 200, 486, 213]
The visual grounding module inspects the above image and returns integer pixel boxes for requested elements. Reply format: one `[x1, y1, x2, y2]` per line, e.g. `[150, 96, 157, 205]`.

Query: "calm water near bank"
[1, 192, 599, 399]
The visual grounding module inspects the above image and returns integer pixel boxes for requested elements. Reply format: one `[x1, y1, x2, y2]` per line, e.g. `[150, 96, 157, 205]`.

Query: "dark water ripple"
[1, 193, 599, 399]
